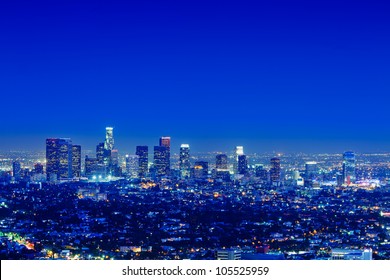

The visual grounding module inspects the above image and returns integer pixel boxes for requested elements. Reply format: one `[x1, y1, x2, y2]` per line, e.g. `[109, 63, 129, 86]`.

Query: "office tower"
[343, 151, 356, 184]
[136, 146, 148, 178]
[215, 154, 230, 181]
[255, 165, 269, 182]
[46, 138, 73, 181]
[154, 146, 169, 177]
[159, 136, 171, 172]
[270, 157, 281, 183]
[125, 154, 139, 178]
[305, 161, 318, 179]
[96, 142, 105, 164]
[85, 156, 98, 177]
[111, 149, 119, 166]
[233, 146, 244, 174]
[34, 162, 44, 174]
[237, 154, 248, 175]
[12, 161, 21, 180]
[159, 136, 171, 150]
[72, 145, 81, 178]
[194, 161, 208, 179]
[216, 154, 228, 170]
[179, 144, 191, 178]
[104, 127, 114, 151]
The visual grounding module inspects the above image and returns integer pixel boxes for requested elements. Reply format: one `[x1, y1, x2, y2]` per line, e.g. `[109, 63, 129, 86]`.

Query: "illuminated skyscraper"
[96, 142, 105, 164]
[270, 157, 281, 183]
[179, 144, 191, 178]
[104, 127, 114, 151]
[111, 149, 119, 166]
[233, 146, 244, 174]
[194, 161, 208, 179]
[216, 154, 228, 171]
[46, 138, 73, 181]
[255, 165, 268, 182]
[237, 154, 248, 175]
[154, 145, 169, 177]
[72, 145, 81, 178]
[136, 146, 148, 178]
[85, 156, 98, 177]
[343, 151, 356, 184]
[159, 136, 171, 150]
[304, 161, 318, 187]
[125, 154, 139, 178]
[159, 136, 171, 172]
[305, 161, 318, 180]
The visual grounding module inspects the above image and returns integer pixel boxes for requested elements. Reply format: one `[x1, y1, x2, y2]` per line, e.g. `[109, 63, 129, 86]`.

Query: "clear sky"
[1, 0, 390, 154]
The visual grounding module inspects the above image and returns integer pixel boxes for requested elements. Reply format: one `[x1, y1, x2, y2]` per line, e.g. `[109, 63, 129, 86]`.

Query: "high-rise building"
[237, 154, 248, 175]
[305, 161, 318, 180]
[136, 146, 148, 178]
[255, 165, 269, 182]
[104, 127, 114, 151]
[179, 144, 191, 178]
[193, 161, 208, 179]
[72, 145, 81, 178]
[270, 157, 281, 183]
[46, 138, 73, 181]
[159, 136, 171, 150]
[154, 146, 169, 177]
[233, 146, 244, 174]
[96, 142, 105, 165]
[125, 154, 139, 178]
[85, 156, 98, 177]
[343, 151, 356, 184]
[304, 161, 318, 187]
[159, 136, 171, 173]
[12, 161, 21, 180]
[216, 154, 228, 171]
[111, 149, 119, 166]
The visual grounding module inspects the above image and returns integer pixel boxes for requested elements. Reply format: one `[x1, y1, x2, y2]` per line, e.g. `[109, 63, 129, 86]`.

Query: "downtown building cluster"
[7, 127, 359, 189]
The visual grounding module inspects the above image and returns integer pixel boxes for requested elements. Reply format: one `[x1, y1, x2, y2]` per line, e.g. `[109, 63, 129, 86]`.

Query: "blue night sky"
[1, 0, 390, 153]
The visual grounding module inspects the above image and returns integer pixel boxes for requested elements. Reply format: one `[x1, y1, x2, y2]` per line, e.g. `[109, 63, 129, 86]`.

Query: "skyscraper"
[305, 161, 318, 187]
[159, 136, 171, 173]
[96, 142, 105, 165]
[159, 136, 171, 150]
[12, 161, 21, 180]
[237, 154, 248, 175]
[270, 157, 281, 183]
[46, 138, 73, 181]
[111, 149, 119, 166]
[154, 145, 169, 177]
[136, 146, 148, 178]
[216, 154, 228, 171]
[193, 161, 208, 179]
[104, 127, 114, 151]
[233, 146, 244, 174]
[85, 156, 98, 177]
[72, 145, 81, 178]
[255, 165, 269, 182]
[179, 144, 191, 178]
[125, 154, 139, 178]
[343, 151, 356, 184]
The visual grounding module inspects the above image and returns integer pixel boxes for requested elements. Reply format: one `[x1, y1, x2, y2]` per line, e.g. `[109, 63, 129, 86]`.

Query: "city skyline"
[1, 1, 390, 152]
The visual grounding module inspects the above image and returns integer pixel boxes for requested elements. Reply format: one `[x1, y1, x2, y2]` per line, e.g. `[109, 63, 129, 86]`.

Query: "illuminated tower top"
[159, 136, 171, 150]
[104, 127, 114, 151]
